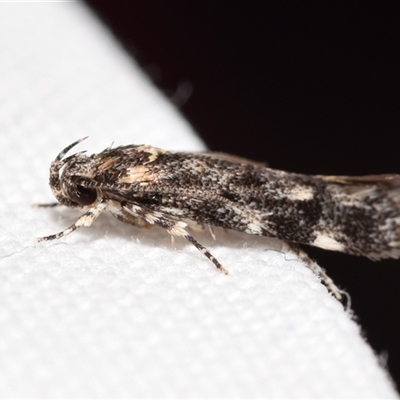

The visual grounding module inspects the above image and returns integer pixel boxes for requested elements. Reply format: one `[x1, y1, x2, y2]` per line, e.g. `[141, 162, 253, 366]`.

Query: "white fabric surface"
[0, 2, 396, 398]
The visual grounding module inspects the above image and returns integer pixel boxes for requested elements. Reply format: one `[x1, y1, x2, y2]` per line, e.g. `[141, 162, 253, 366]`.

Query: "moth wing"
[317, 174, 400, 186]
[202, 152, 268, 167]
[318, 174, 400, 198]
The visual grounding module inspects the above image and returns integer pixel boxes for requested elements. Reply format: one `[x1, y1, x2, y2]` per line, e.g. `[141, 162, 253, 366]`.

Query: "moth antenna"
[55, 136, 89, 161]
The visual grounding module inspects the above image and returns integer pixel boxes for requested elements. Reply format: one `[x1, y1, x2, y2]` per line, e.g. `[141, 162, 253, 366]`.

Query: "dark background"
[86, 0, 400, 387]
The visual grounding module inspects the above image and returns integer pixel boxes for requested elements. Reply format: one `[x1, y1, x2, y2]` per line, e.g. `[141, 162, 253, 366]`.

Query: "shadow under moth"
[35, 138, 400, 300]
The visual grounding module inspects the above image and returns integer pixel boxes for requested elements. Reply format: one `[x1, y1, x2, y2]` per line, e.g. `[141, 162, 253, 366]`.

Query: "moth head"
[49, 138, 98, 208]
[61, 180, 97, 207]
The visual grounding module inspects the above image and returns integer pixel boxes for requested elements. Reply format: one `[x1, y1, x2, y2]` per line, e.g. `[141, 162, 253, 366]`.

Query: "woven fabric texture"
[0, 3, 396, 397]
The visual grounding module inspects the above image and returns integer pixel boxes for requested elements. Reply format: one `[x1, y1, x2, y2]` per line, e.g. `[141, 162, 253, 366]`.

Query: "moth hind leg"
[289, 245, 343, 301]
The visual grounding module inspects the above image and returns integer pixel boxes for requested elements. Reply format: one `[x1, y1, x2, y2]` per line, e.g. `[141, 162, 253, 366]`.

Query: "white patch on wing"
[136, 145, 166, 163]
[118, 165, 155, 183]
[313, 233, 344, 251]
[286, 186, 314, 201]
[160, 207, 185, 216]
[246, 222, 263, 234]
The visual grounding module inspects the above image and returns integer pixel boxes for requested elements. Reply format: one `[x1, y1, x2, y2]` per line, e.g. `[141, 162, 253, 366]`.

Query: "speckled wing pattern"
[36, 138, 400, 300]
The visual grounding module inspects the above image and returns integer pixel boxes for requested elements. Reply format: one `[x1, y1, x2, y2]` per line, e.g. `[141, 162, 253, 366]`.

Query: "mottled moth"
[36, 138, 400, 300]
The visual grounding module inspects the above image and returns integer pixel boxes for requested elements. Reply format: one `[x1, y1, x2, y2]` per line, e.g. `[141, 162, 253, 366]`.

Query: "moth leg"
[122, 204, 228, 274]
[32, 202, 60, 208]
[184, 233, 228, 274]
[208, 225, 217, 241]
[290, 245, 342, 300]
[155, 218, 228, 274]
[154, 217, 228, 274]
[37, 202, 107, 242]
[111, 209, 153, 229]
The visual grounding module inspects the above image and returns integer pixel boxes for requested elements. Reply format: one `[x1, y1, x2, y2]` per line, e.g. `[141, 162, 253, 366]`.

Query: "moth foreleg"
[32, 202, 60, 208]
[38, 202, 107, 242]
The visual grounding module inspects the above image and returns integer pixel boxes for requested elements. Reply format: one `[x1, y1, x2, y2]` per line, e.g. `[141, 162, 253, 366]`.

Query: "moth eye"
[68, 185, 97, 206]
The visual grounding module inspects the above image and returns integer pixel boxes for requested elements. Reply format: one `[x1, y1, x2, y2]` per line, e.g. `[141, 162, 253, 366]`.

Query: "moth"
[36, 138, 400, 300]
